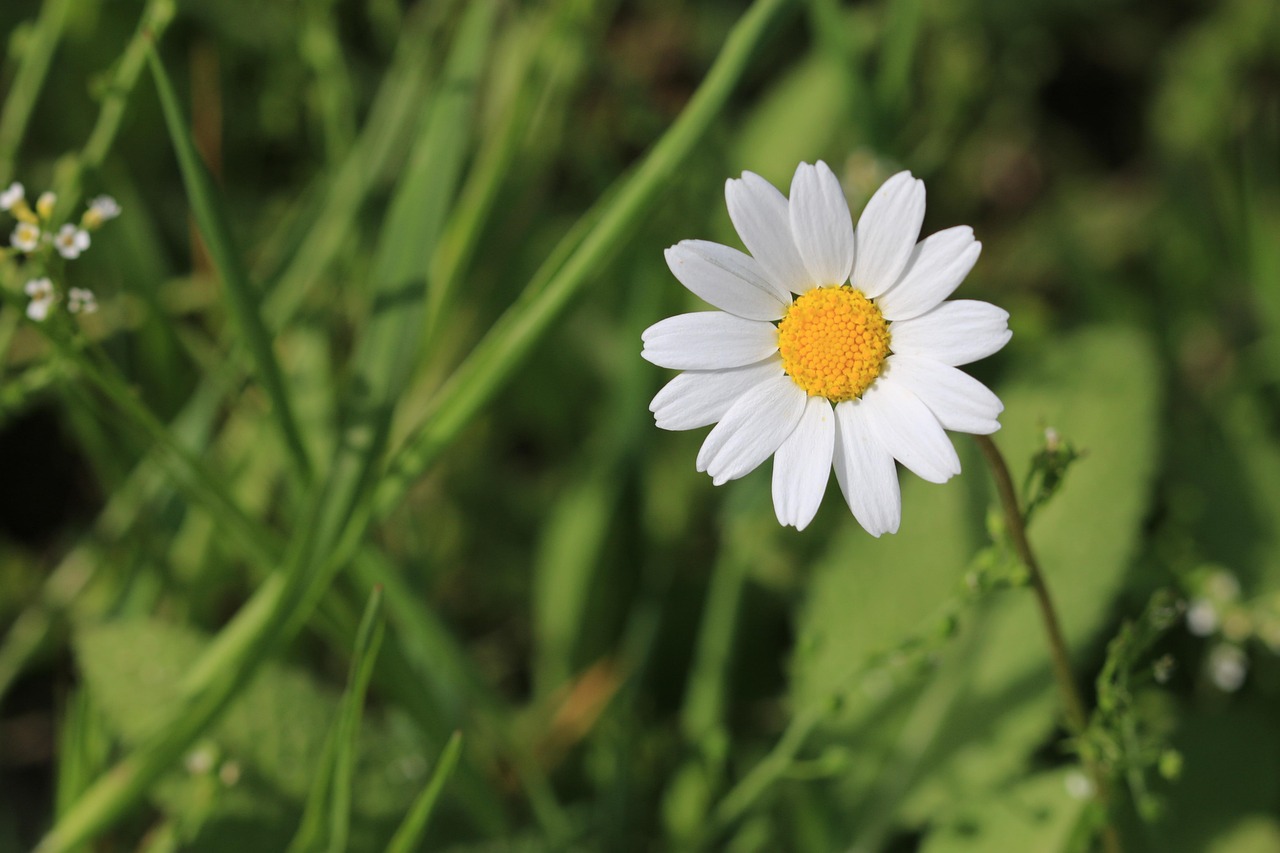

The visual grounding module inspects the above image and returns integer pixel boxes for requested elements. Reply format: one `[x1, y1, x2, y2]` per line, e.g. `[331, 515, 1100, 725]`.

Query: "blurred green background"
[1, 0, 1278, 850]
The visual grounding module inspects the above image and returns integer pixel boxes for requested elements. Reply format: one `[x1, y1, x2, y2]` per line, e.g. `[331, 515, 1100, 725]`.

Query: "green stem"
[51, 0, 177, 222]
[680, 544, 749, 748]
[375, 0, 797, 513]
[710, 708, 822, 832]
[0, 0, 75, 183]
[974, 434, 1122, 853]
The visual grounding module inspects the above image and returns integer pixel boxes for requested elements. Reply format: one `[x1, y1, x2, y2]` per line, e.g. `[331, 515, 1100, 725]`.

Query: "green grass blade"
[54, 690, 111, 821]
[375, 0, 795, 514]
[327, 586, 386, 853]
[145, 48, 313, 482]
[287, 587, 386, 853]
[385, 731, 464, 853]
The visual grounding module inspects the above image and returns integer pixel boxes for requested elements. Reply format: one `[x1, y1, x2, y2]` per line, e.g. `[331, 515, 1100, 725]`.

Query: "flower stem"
[973, 434, 1122, 853]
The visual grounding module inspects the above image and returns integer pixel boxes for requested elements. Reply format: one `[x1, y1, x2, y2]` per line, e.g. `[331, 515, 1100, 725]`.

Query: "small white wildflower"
[1208, 644, 1247, 692]
[53, 224, 90, 259]
[24, 277, 55, 321]
[1186, 599, 1218, 636]
[88, 195, 121, 221]
[1064, 769, 1094, 800]
[184, 746, 216, 775]
[36, 191, 56, 220]
[67, 287, 97, 315]
[0, 182, 24, 211]
[11, 221, 41, 252]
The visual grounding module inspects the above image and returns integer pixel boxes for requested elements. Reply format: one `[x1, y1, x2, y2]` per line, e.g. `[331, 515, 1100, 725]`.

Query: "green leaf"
[920, 770, 1087, 853]
[1140, 707, 1280, 851]
[73, 618, 423, 820]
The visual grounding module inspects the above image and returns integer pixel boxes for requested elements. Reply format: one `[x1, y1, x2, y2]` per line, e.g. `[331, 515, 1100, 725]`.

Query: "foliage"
[1, 0, 1279, 850]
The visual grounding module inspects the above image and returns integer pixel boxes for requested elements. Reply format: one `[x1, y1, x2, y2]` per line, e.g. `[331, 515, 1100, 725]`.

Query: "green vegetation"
[1, 0, 1278, 850]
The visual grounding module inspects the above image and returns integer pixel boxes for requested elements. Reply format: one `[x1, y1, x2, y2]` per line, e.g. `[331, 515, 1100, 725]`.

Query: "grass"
[1, 0, 1279, 850]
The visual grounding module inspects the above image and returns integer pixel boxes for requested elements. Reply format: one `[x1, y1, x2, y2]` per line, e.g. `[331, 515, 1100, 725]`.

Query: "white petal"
[860, 380, 960, 484]
[788, 161, 855, 287]
[852, 172, 926, 297]
[833, 401, 901, 536]
[641, 312, 778, 370]
[665, 241, 789, 321]
[888, 300, 1012, 366]
[876, 226, 981, 321]
[883, 355, 1002, 434]
[771, 396, 836, 530]
[650, 357, 785, 430]
[726, 172, 812, 295]
[696, 374, 806, 486]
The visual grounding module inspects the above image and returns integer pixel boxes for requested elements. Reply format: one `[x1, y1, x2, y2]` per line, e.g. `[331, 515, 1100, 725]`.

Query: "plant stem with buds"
[974, 433, 1122, 853]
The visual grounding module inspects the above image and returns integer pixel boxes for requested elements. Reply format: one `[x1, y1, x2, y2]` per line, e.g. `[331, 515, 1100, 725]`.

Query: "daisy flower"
[641, 161, 1010, 535]
[24, 277, 55, 322]
[54, 224, 90, 259]
[11, 221, 41, 252]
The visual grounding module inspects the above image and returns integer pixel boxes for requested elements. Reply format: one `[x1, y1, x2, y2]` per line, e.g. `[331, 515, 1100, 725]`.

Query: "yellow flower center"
[777, 285, 890, 402]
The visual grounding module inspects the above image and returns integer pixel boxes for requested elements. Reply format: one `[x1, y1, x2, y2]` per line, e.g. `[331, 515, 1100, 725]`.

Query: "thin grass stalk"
[385, 731, 464, 853]
[147, 48, 314, 481]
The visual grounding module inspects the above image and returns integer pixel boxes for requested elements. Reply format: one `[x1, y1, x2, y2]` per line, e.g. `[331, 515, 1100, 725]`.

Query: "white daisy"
[24, 277, 55, 321]
[0, 182, 24, 211]
[11, 221, 41, 252]
[641, 161, 1011, 535]
[54, 224, 90, 259]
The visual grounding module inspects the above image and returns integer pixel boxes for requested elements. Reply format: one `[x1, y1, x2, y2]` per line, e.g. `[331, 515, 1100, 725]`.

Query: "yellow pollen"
[777, 286, 890, 402]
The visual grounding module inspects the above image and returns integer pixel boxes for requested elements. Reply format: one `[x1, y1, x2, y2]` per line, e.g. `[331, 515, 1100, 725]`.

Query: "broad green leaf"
[919, 769, 1086, 853]
[1141, 707, 1280, 851]
[790, 463, 976, 716]
[73, 619, 423, 819]
[1206, 816, 1280, 853]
